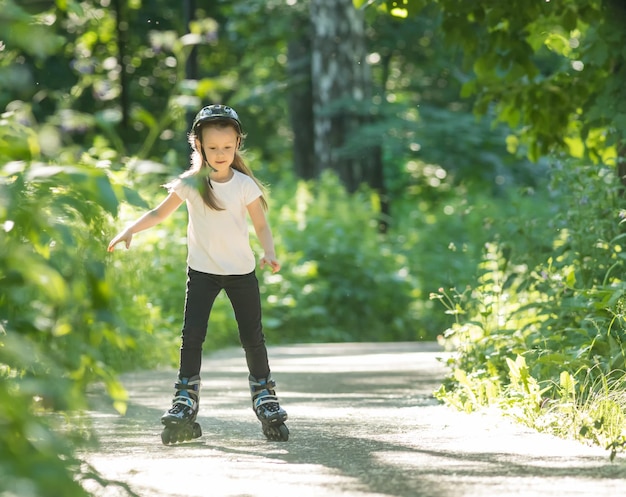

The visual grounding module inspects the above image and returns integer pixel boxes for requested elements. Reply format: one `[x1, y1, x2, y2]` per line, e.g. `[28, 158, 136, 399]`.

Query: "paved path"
[83, 342, 625, 497]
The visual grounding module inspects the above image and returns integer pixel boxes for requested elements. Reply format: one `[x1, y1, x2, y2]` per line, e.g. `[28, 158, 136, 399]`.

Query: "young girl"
[107, 104, 289, 443]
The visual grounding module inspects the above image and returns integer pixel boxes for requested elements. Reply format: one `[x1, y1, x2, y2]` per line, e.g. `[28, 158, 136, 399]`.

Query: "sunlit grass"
[536, 370, 626, 460]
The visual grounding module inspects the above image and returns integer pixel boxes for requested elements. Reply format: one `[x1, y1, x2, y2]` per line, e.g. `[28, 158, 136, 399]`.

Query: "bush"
[388, 157, 555, 338]
[0, 156, 133, 495]
[259, 171, 421, 342]
[435, 158, 626, 458]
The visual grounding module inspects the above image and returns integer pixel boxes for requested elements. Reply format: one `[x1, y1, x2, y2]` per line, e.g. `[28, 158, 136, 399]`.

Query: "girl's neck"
[209, 167, 234, 183]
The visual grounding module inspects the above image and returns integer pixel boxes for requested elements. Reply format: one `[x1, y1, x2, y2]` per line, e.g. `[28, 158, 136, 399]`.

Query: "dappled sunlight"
[82, 343, 625, 497]
[84, 454, 391, 497]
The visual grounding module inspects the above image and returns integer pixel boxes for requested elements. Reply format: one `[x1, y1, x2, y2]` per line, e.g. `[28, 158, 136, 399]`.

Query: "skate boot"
[160, 375, 202, 445]
[249, 374, 289, 441]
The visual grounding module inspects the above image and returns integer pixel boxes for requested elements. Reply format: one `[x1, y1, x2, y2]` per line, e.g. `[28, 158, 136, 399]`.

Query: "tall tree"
[112, 0, 129, 130]
[309, 0, 382, 194]
[286, 10, 316, 180]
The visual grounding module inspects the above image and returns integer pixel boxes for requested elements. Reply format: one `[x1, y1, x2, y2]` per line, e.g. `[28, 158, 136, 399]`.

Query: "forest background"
[1, 0, 626, 495]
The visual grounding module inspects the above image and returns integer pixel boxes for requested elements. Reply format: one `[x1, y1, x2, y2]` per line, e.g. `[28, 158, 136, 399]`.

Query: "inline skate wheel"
[161, 426, 173, 445]
[161, 423, 202, 445]
[192, 422, 202, 439]
[179, 426, 191, 443]
[278, 424, 289, 441]
[263, 423, 289, 442]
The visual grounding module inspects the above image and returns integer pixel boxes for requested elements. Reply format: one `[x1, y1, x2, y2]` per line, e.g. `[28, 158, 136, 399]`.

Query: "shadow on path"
[83, 343, 626, 497]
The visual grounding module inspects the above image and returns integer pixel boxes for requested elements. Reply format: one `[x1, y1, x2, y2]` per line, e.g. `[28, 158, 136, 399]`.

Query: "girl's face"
[197, 125, 239, 175]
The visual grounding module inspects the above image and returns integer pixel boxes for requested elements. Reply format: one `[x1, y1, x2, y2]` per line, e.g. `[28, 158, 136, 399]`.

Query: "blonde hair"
[180, 120, 268, 211]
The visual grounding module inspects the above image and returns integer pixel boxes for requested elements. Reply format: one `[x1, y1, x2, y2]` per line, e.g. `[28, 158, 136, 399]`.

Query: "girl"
[107, 104, 289, 443]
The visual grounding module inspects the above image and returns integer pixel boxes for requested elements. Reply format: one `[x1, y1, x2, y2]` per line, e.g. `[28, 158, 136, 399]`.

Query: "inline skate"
[249, 374, 289, 441]
[160, 375, 202, 445]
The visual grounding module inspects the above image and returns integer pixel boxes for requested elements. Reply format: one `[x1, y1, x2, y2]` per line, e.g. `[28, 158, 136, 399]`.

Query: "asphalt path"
[82, 342, 626, 497]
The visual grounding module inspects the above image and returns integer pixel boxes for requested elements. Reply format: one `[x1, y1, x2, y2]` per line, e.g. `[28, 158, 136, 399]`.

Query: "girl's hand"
[260, 254, 281, 273]
[107, 230, 133, 252]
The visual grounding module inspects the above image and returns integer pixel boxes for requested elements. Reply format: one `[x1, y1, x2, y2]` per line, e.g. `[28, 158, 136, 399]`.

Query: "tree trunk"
[618, 144, 626, 196]
[309, 0, 381, 194]
[113, 0, 129, 130]
[287, 15, 316, 180]
[184, 0, 197, 130]
[184, 0, 198, 81]
[606, 0, 626, 195]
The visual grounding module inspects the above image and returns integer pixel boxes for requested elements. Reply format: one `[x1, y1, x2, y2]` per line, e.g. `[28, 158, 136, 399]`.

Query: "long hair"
[180, 120, 268, 211]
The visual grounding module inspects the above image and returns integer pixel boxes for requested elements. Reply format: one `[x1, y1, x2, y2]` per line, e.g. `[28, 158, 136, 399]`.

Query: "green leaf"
[5, 23, 65, 58]
[93, 174, 120, 216]
[562, 8, 578, 32]
[11, 255, 69, 303]
[473, 55, 496, 79]
[559, 370, 576, 400]
[121, 186, 150, 208]
[353, 0, 378, 8]
[460, 79, 477, 98]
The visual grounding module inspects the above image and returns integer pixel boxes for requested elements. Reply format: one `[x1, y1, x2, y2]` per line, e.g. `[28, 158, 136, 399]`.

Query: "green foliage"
[436, 159, 626, 457]
[0, 0, 202, 163]
[0, 108, 168, 496]
[259, 171, 419, 342]
[539, 369, 626, 462]
[367, 0, 626, 162]
[0, 0, 65, 60]
[389, 158, 554, 337]
[359, 5, 541, 191]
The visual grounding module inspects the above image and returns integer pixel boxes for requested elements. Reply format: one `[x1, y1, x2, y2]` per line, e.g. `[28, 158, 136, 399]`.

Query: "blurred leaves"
[264, 171, 418, 341]
[383, 0, 626, 161]
[0, 109, 150, 496]
[0, 0, 65, 58]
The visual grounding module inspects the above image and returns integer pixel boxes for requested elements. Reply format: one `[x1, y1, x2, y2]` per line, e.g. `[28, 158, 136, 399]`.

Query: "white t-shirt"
[169, 169, 262, 275]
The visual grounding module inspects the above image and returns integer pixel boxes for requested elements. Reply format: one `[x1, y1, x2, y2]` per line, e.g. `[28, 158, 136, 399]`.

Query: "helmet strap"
[200, 146, 217, 172]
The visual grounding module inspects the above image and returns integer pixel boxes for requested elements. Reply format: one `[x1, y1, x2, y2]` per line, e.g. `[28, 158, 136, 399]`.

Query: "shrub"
[259, 171, 420, 342]
[0, 156, 137, 495]
[435, 159, 626, 457]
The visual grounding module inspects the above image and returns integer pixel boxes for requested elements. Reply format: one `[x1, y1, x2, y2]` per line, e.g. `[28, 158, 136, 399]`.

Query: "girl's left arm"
[247, 197, 281, 273]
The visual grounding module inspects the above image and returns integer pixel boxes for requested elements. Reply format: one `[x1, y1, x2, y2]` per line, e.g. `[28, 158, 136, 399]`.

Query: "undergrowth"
[434, 159, 626, 460]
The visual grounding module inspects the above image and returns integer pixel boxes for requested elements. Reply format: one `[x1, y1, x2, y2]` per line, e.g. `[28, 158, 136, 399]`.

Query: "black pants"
[178, 267, 270, 380]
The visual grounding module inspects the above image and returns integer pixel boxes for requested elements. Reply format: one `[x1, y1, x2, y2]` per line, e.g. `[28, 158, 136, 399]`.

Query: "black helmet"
[192, 104, 242, 134]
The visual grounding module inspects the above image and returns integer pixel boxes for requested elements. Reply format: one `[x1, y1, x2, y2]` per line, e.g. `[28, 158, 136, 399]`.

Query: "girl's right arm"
[107, 191, 184, 252]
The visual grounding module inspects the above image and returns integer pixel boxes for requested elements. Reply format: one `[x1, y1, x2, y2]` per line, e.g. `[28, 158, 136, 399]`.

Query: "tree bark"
[287, 15, 316, 180]
[309, 0, 381, 194]
[113, 0, 129, 130]
[184, 0, 198, 81]
[184, 0, 198, 130]
[606, 0, 626, 194]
